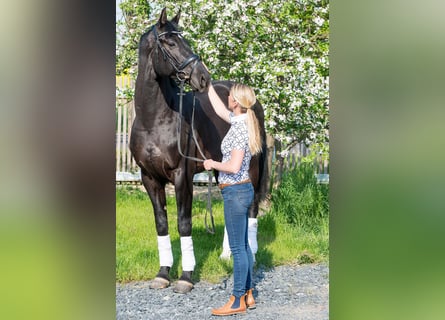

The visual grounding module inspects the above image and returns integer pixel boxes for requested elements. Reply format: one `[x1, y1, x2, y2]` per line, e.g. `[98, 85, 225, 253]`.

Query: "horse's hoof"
[149, 277, 170, 289]
[173, 280, 194, 294]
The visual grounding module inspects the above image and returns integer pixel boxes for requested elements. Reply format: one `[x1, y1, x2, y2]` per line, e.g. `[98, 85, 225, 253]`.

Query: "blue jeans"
[221, 182, 254, 298]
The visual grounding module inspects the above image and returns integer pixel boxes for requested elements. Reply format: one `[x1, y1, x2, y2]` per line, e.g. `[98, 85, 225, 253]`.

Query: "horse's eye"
[166, 40, 176, 47]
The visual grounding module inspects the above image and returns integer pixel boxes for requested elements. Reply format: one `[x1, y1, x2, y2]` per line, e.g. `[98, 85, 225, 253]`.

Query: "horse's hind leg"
[247, 198, 259, 262]
[247, 157, 261, 262]
[141, 173, 173, 289]
[221, 162, 260, 262]
[172, 177, 195, 294]
[220, 201, 258, 262]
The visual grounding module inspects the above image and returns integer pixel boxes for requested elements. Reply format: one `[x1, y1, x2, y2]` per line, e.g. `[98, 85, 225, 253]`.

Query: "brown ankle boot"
[245, 288, 256, 309]
[211, 295, 247, 316]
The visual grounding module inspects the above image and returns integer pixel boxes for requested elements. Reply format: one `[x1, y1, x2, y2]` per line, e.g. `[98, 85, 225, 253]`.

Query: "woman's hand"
[203, 159, 213, 171]
[204, 149, 244, 174]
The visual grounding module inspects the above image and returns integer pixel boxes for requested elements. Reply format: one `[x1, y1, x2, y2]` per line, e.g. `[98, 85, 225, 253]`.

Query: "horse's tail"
[257, 125, 271, 203]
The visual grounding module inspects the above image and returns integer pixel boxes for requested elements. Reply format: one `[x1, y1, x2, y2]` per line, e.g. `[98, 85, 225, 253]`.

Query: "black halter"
[152, 26, 200, 82]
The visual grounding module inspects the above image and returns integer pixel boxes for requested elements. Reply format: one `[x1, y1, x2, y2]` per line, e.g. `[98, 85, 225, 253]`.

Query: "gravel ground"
[116, 263, 329, 320]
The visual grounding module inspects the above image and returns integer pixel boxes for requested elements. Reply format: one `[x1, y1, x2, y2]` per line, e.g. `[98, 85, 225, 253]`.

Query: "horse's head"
[149, 8, 210, 92]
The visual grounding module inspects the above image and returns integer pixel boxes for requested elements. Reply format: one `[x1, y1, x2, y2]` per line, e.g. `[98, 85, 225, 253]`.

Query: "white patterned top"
[218, 113, 251, 184]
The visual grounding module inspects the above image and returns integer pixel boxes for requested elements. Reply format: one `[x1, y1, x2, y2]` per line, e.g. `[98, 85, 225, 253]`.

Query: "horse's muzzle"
[190, 62, 211, 92]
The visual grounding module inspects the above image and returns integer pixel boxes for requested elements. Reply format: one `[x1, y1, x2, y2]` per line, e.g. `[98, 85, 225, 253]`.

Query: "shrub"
[271, 162, 329, 231]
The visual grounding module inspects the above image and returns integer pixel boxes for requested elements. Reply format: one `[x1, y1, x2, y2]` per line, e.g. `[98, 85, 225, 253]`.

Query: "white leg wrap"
[157, 235, 173, 267]
[180, 236, 196, 272]
[248, 218, 258, 260]
[219, 226, 231, 260]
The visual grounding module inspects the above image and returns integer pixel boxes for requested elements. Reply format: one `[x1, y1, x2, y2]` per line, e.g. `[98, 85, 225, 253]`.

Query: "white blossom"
[314, 16, 324, 26]
[117, 0, 329, 151]
[280, 149, 289, 157]
[268, 119, 276, 128]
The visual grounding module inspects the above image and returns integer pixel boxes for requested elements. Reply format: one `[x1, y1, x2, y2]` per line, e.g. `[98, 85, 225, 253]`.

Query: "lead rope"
[177, 80, 215, 234]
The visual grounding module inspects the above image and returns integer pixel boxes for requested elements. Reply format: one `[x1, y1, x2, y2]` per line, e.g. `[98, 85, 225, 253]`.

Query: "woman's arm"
[208, 83, 231, 123]
[203, 149, 244, 174]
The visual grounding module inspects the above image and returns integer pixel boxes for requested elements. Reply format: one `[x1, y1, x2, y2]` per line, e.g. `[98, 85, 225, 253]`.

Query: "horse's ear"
[171, 10, 181, 25]
[159, 7, 168, 27]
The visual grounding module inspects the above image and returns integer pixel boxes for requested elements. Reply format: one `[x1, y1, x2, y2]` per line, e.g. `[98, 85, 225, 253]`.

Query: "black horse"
[130, 8, 268, 293]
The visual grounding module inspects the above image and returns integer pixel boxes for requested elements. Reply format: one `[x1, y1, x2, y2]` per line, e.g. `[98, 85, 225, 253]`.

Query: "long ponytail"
[231, 83, 262, 155]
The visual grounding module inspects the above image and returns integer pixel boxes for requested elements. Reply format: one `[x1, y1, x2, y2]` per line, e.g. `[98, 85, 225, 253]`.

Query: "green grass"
[116, 184, 329, 284]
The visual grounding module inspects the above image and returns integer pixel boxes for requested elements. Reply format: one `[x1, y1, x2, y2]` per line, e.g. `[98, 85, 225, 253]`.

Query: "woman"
[204, 82, 262, 316]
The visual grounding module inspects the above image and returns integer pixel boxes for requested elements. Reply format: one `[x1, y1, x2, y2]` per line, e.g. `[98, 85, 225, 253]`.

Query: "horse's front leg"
[141, 173, 173, 289]
[172, 173, 195, 294]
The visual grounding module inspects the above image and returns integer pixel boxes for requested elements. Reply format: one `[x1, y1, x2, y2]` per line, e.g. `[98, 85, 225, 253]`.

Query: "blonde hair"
[230, 83, 262, 155]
